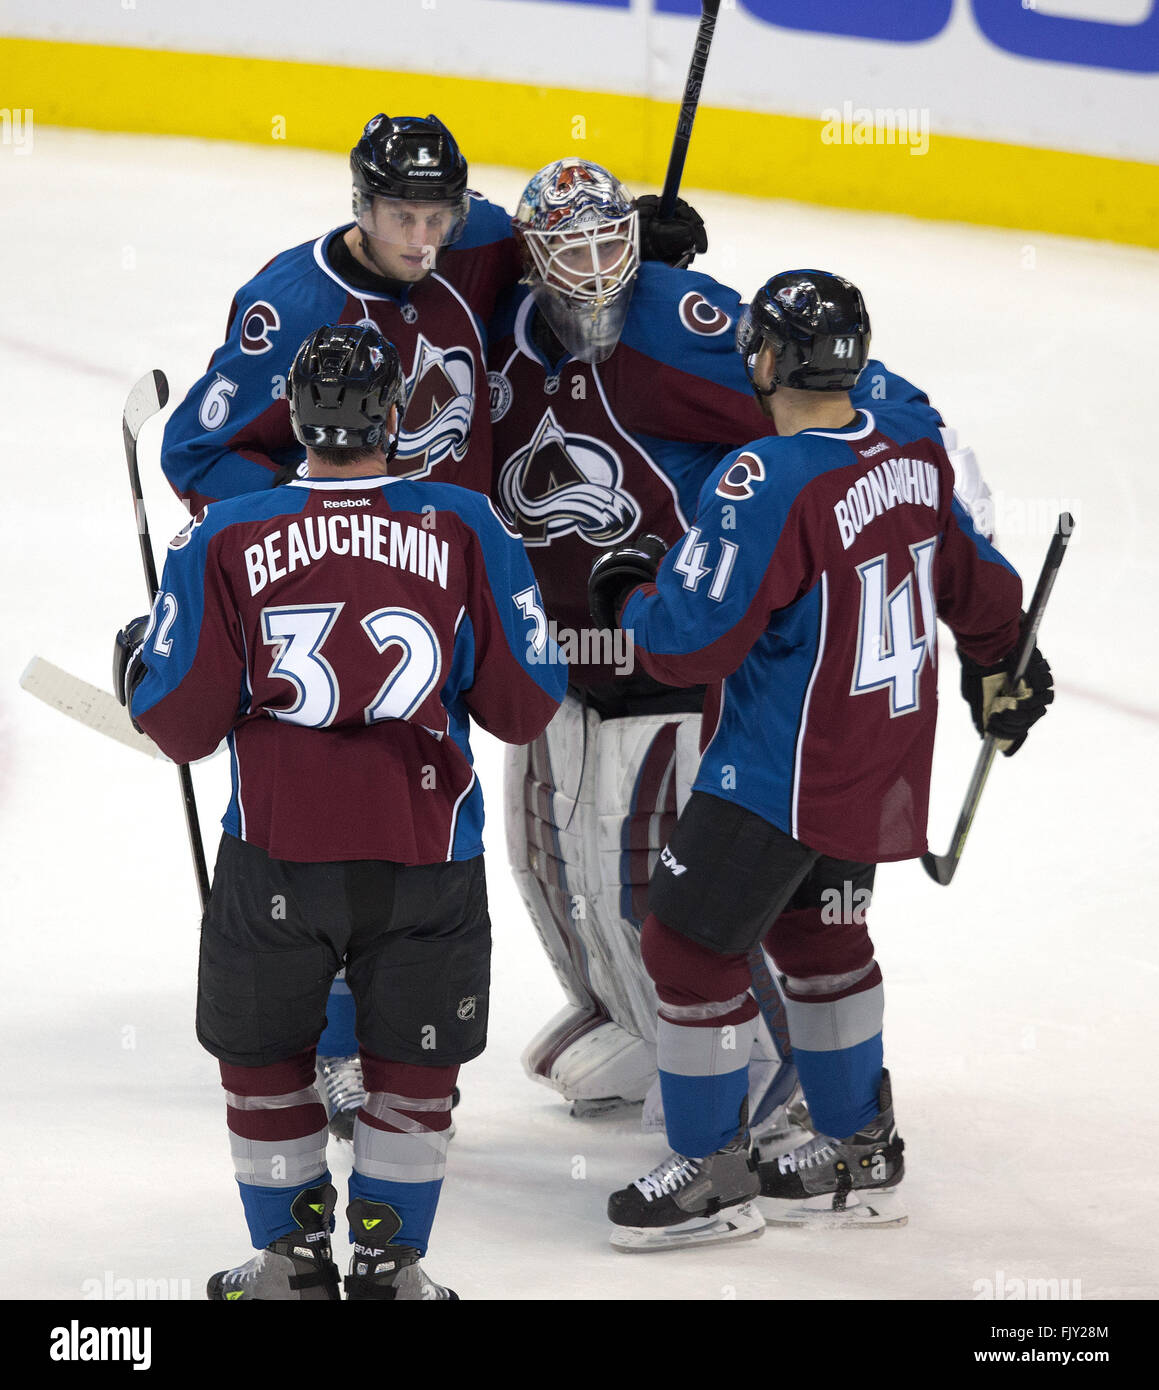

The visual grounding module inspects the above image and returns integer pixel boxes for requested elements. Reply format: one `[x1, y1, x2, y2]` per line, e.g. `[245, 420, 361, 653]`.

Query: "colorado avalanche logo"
[394, 334, 474, 480]
[239, 300, 280, 355]
[497, 408, 641, 546]
[715, 451, 766, 501]
[678, 291, 730, 337]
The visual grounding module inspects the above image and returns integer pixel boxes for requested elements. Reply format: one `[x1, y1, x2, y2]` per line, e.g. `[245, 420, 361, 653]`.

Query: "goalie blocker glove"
[959, 624, 1054, 757]
[635, 194, 708, 269]
[113, 615, 150, 725]
[589, 534, 668, 633]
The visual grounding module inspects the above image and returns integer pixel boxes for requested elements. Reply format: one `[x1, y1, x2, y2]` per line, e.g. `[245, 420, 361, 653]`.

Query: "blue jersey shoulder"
[457, 194, 515, 250]
[852, 361, 944, 436]
[231, 234, 343, 320]
[620, 263, 746, 390]
[700, 430, 835, 518]
[383, 476, 518, 545]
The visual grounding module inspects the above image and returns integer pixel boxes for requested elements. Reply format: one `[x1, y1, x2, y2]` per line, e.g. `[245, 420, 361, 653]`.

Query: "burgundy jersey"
[486, 266, 771, 687]
[162, 229, 495, 512]
[622, 400, 1023, 864]
[132, 475, 565, 865]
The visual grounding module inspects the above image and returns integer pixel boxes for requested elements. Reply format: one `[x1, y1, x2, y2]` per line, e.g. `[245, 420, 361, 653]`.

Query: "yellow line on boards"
[5, 38, 1157, 249]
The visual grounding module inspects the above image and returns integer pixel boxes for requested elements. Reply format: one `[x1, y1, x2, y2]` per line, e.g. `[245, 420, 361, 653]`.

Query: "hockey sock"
[765, 905, 883, 1138]
[350, 1052, 459, 1256]
[641, 915, 759, 1157]
[219, 1050, 330, 1248]
[317, 971, 358, 1056]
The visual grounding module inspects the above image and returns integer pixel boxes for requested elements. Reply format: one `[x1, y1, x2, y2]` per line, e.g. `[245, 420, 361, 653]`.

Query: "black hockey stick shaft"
[658, 0, 722, 218]
[123, 370, 211, 913]
[922, 512, 1074, 886]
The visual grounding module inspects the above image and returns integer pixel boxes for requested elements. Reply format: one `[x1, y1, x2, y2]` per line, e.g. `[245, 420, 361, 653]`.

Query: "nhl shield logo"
[457, 996, 477, 1022]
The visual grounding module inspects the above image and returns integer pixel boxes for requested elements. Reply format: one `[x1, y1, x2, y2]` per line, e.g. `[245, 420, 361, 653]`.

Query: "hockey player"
[161, 113, 515, 516]
[588, 271, 1054, 1249]
[491, 159, 988, 1142]
[160, 124, 703, 1139]
[117, 323, 565, 1297]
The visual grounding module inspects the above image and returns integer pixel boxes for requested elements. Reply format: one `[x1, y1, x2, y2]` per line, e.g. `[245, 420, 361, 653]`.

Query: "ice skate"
[345, 1199, 458, 1300]
[317, 1054, 365, 1142]
[607, 1137, 764, 1252]
[207, 1183, 340, 1300]
[757, 1070, 907, 1228]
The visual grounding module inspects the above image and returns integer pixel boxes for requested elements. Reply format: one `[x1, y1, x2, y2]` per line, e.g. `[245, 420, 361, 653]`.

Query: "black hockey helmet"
[736, 270, 871, 393]
[351, 114, 469, 231]
[287, 323, 406, 451]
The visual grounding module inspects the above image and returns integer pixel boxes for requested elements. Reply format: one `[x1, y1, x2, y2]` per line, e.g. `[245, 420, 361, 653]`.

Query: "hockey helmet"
[287, 323, 407, 451]
[512, 158, 639, 364]
[351, 114, 470, 246]
[736, 270, 871, 394]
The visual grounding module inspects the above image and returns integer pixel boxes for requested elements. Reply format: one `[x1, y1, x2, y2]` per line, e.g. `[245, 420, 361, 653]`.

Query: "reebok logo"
[323, 498, 372, 508]
[859, 441, 889, 457]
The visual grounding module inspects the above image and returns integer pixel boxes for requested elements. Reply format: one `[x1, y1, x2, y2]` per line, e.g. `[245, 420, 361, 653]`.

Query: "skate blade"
[610, 1201, 765, 1253]
[759, 1188, 907, 1229]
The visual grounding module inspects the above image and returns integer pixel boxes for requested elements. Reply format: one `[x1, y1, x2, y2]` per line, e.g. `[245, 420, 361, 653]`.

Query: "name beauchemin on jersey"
[834, 456, 941, 550]
[244, 514, 449, 596]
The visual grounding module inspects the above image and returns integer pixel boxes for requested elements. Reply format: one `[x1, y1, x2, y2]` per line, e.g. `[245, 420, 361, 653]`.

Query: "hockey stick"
[658, 0, 722, 218]
[922, 512, 1074, 886]
[123, 370, 211, 911]
[21, 657, 165, 759]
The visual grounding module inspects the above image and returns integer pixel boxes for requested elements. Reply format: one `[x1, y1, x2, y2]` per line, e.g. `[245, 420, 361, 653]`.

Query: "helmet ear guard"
[738, 270, 871, 394]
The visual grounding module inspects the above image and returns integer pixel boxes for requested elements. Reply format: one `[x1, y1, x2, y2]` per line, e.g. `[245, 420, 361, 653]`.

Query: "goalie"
[489, 159, 995, 1144]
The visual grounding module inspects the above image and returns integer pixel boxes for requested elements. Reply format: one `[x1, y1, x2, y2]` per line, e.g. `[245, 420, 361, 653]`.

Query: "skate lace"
[633, 1153, 700, 1203]
[318, 1056, 364, 1112]
[777, 1133, 838, 1175]
[228, 1249, 270, 1289]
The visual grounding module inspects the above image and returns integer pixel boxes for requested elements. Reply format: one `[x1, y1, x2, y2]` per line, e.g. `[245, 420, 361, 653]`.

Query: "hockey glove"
[635, 195, 708, 269]
[113, 615, 150, 722]
[589, 534, 668, 631]
[959, 636, 1053, 757]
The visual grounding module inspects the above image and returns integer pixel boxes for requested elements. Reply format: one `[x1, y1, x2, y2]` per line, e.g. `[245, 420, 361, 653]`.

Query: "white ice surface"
[1, 130, 1157, 1303]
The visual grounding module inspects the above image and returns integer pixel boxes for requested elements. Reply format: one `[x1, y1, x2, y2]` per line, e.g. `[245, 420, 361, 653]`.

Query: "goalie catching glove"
[113, 615, 150, 725]
[959, 626, 1053, 757]
[589, 534, 669, 632]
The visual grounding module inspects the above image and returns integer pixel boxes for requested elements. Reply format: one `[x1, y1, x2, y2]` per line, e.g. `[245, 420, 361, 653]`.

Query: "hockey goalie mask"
[513, 159, 639, 364]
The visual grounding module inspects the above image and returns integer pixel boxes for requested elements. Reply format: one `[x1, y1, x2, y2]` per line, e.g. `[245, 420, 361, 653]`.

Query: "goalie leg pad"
[512, 695, 703, 1102]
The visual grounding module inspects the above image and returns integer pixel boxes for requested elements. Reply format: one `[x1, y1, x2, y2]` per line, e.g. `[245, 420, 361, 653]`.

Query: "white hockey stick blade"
[609, 1200, 765, 1253]
[20, 657, 165, 760]
[123, 369, 169, 443]
[758, 1188, 907, 1229]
